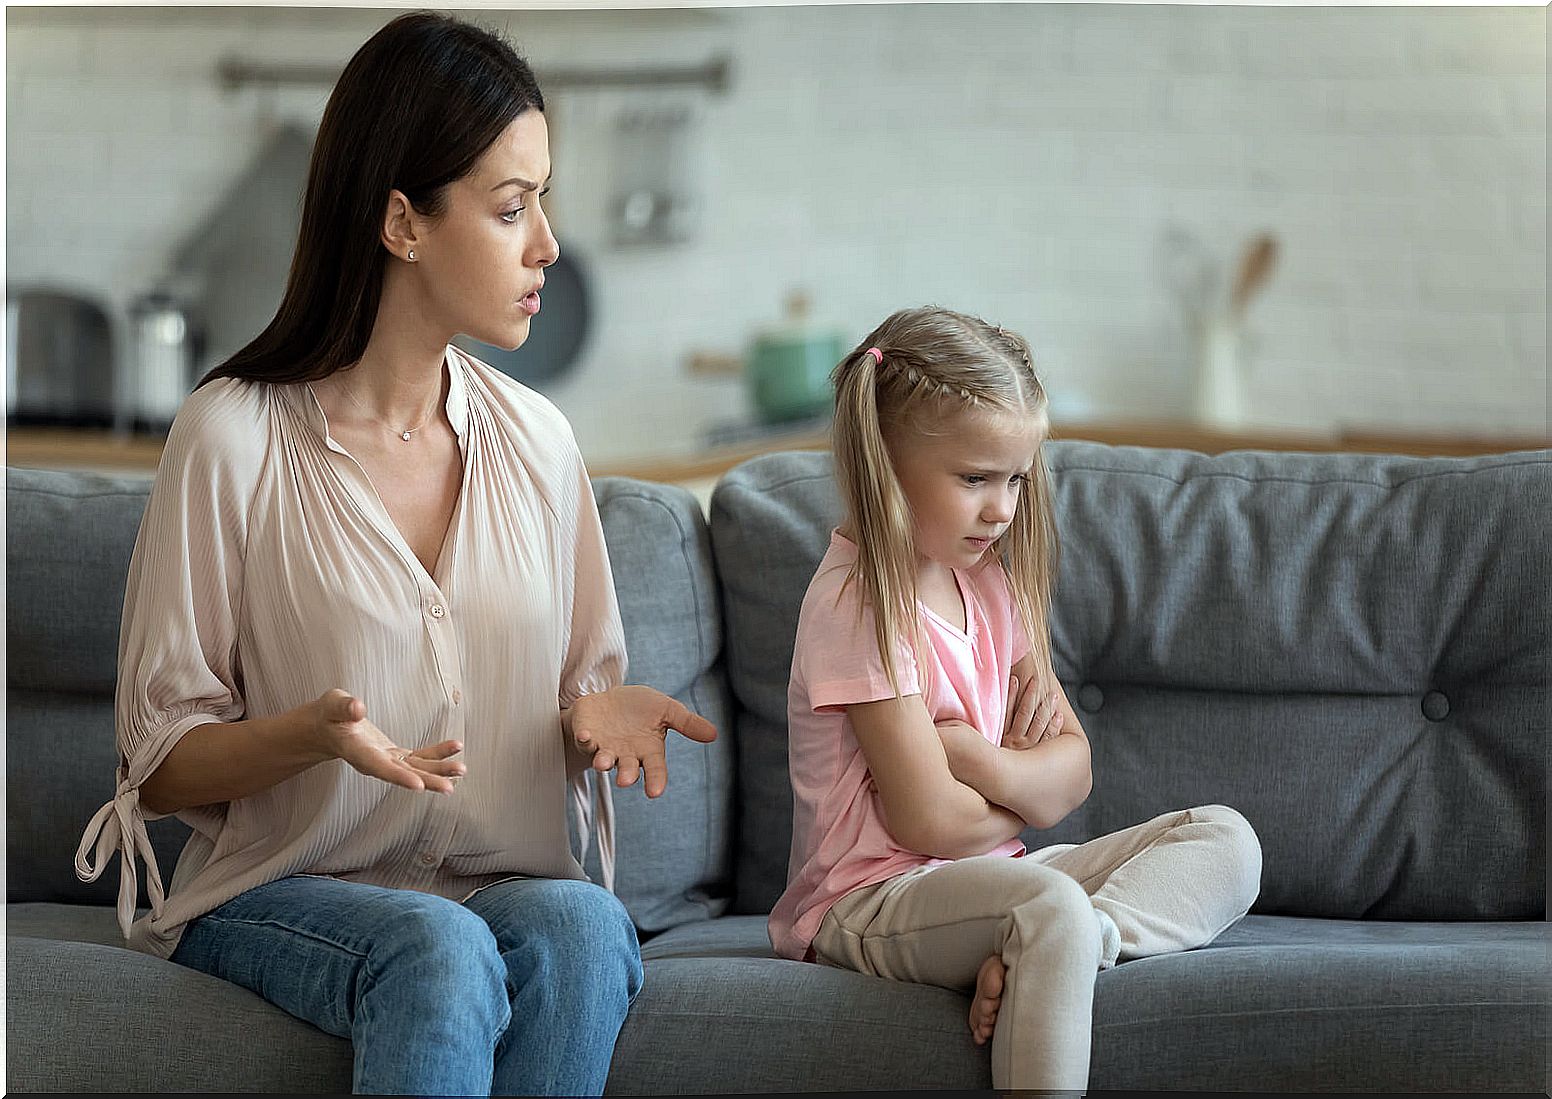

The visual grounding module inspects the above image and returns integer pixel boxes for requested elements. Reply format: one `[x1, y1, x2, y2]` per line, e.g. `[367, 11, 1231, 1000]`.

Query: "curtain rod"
[216, 56, 731, 94]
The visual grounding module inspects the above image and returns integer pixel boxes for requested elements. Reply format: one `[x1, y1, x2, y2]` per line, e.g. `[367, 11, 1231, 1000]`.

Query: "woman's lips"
[965, 536, 991, 550]
[519, 291, 541, 316]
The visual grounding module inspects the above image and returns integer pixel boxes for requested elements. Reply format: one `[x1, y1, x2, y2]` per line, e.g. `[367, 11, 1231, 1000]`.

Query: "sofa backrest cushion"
[6, 467, 734, 932]
[709, 445, 1550, 921]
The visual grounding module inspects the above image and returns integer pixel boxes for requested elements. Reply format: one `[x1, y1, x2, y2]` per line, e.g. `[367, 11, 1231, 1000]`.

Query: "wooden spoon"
[1229, 233, 1279, 321]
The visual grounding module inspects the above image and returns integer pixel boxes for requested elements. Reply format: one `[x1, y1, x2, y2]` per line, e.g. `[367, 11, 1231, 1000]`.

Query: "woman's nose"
[531, 211, 560, 268]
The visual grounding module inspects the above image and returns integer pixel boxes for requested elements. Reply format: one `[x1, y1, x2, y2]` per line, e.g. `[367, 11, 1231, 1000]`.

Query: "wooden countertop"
[6, 422, 1547, 483]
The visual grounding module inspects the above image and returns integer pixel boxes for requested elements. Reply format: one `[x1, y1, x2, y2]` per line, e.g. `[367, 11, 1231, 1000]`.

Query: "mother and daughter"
[77, 9, 1260, 1097]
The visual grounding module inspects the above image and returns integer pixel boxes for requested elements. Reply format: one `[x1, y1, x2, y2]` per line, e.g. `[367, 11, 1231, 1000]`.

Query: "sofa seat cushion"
[620, 913, 1547, 1093]
[11, 906, 1545, 1093]
[5, 935, 354, 1093]
[8, 901, 140, 948]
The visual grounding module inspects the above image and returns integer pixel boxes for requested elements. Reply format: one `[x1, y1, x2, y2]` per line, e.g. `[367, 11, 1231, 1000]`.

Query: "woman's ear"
[380, 188, 420, 262]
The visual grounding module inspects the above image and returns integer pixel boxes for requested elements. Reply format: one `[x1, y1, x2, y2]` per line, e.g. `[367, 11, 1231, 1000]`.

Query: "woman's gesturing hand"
[567, 685, 718, 799]
[1002, 674, 1063, 751]
[310, 688, 466, 794]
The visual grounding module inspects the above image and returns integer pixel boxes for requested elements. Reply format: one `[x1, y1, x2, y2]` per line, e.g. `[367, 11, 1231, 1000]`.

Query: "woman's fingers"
[322, 689, 364, 725]
[371, 755, 427, 792]
[409, 755, 466, 779]
[663, 697, 718, 743]
[592, 749, 617, 772]
[641, 749, 670, 799]
[615, 754, 642, 790]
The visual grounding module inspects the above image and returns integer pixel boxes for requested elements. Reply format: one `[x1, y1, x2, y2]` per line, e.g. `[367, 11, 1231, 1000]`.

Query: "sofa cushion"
[5, 468, 734, 932]
[10, 906, 1546, 1093]
[621, 913, 1546, 1093]
[581, 478, 735, 930]
[709, 445, 1551, 920]
[5, 935, 354, 1093]
[623, 912, 1547, 1093]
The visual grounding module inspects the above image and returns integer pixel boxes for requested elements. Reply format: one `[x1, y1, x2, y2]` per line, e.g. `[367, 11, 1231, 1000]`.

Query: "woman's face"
[418, 108, 559, 352]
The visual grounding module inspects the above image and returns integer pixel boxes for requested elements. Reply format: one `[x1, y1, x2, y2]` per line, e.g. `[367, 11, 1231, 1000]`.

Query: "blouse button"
[418, 852, 437, 867]
[429, 604, 446, 619]
[451, 689, 463, 705]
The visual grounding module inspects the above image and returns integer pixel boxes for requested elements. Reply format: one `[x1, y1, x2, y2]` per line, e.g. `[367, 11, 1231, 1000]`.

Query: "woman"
[73, 11, 716, 1096]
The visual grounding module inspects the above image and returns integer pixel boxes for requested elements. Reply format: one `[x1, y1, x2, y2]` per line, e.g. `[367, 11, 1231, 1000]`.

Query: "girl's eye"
[1010, 474, 1027, 486]
[962, 475, 986, 486]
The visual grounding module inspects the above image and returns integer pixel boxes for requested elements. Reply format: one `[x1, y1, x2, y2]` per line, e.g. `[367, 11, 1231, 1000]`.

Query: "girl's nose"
[984, 494, 1016, 523]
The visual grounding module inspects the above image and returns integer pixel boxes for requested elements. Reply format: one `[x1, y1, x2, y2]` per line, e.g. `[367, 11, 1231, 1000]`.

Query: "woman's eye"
[502, 189, 548, 224]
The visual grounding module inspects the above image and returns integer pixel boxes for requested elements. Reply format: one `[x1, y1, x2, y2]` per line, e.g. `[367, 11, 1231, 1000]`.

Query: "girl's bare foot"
[969, 954, 1005, 1046]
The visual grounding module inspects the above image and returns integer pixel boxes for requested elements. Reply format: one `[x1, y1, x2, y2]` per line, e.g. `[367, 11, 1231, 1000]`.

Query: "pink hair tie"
[865, 347, 883, 365]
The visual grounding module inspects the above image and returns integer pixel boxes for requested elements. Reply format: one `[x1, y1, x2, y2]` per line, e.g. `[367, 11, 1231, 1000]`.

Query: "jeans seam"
[196, 913, 372, 960]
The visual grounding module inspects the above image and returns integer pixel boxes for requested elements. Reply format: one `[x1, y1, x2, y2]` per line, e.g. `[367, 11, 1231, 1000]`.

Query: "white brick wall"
[6, 3, 1546, 464]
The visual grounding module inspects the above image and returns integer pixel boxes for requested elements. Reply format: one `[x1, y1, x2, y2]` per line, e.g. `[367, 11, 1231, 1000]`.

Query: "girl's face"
[889, 408, 1045, 571]
[418, 109, 559, 352]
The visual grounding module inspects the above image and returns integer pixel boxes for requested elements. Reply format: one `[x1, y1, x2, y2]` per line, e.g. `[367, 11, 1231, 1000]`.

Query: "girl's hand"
[1002, 674, 1063, 751]
[568, 685, 718, 799]
[309, 688, 466, 794]
[935, 719, 993, 786]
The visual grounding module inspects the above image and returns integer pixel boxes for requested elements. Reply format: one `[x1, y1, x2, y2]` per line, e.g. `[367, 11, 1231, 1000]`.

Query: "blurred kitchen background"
[6, 3, 1547, 489]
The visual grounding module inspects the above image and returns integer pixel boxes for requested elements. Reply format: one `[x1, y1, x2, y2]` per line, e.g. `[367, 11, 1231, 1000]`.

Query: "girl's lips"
[965, 536, 991, 549]
[519, 291, 541, 316]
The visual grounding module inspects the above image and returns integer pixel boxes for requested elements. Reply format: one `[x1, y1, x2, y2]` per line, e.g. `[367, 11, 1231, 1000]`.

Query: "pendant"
[401, 431, 412, 441]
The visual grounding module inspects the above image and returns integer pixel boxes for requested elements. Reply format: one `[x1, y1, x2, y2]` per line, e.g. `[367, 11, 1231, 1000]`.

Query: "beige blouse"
[74, 345, 626, 960]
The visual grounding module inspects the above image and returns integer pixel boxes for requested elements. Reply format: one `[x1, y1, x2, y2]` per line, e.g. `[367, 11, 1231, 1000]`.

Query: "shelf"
[6, 423, 1546, 485]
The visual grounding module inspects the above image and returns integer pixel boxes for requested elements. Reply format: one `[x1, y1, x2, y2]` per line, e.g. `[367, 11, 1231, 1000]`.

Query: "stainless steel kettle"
[127, 292, 200, 432]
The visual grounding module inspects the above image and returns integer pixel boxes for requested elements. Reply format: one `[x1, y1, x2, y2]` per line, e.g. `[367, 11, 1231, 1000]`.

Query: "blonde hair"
[830, 305, 1059, 701]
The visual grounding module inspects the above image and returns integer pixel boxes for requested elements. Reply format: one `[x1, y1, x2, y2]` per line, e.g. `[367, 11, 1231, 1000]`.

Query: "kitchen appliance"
[127, 292, 201, 432]
[5, 287, 116, 427]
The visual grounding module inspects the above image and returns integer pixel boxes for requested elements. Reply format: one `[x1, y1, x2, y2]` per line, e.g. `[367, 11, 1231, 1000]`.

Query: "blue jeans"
[170, 873, 643, 1096]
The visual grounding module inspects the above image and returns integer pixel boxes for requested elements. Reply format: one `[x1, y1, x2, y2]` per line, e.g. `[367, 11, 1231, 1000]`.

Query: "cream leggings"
[810, 804, 1263, 1093]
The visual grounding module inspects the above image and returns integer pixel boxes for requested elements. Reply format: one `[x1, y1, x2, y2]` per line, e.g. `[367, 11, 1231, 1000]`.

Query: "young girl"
[768, 306, 1263, 1092]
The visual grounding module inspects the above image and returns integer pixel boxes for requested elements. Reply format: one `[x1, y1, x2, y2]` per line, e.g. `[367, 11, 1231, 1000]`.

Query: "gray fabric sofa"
[7, 443, 1548, 1094]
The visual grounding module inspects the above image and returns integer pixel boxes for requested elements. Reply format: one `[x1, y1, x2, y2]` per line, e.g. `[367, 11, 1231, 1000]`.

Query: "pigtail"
[830, 346, 926, 700]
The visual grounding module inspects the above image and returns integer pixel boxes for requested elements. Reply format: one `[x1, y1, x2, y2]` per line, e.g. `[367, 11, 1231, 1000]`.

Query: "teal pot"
[746, 330, 842, 424]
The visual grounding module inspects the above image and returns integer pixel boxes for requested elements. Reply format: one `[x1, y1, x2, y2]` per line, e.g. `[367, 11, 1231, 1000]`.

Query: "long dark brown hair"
[198, 11, 544, 388]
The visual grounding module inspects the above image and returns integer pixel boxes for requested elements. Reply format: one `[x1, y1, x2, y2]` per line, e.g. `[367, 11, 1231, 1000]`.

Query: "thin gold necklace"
[334, 381, 440, 442]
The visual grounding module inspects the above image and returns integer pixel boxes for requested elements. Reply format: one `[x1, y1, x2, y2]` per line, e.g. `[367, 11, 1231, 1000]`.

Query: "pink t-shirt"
[768, 529, 1032, 962]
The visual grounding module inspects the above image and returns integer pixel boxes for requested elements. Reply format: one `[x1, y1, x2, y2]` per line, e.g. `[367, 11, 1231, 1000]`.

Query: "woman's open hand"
[567, 685, 718, 798]
[1002, 674, 1063, 751]
[309, 688, 466, 794]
